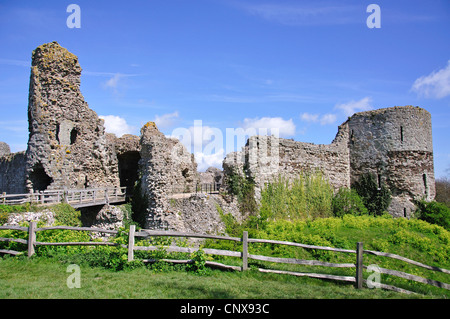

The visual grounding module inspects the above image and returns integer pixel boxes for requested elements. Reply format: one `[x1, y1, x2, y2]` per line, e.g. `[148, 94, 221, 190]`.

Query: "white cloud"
[300, 97, 372, 126]
[242, 116, 296, 137]
[99, 115, 134, 137]
[0, 120, 28, 132]
[320, 113, 337, 125]
[301, 112, 319, 123]
[195, 149, 225, 172]
[0, 58, 29, 67]
[244, 3, 359, 26]
[411, 60, 450, 99]
[334, 97, 373, 116]
[169, 121, 223, 152]
[168, 121, 225, 172]
[98, 72, 140, 93]
[154, 111, 179, 129]
[300, 112, 336, 125]
[103, 73, 123, 90]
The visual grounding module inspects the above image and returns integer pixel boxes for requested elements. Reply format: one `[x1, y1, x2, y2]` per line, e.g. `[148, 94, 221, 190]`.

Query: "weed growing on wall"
[227, 168, 258, 216]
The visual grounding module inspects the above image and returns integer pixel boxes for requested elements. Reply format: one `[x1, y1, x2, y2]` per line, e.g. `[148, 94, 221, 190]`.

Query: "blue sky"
[0, 0, 449, 175]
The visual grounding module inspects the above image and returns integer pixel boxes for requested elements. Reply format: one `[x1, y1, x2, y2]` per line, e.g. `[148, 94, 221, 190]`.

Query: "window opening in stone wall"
[70, 128, 78, 145]
[423, 173, 428, 196]
[350, 130, 354, 145]
[56, 124, 60, 144]
[404, 208, 407, 218]
[400, 126, 404, 142]
[377, 174, 382, 190]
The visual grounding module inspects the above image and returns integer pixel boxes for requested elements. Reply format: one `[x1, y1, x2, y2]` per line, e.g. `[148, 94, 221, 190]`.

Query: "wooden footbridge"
[0, 187, 127, 208]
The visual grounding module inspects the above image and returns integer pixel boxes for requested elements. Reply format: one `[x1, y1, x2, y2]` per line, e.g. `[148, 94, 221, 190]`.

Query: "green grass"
[1, 205, 449, 299]
[0, 257, 421, 299]
[205, 214, 450, 298]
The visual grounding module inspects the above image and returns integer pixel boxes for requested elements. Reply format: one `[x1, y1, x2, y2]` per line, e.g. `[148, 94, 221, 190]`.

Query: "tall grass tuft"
[260, 170, 334, 222]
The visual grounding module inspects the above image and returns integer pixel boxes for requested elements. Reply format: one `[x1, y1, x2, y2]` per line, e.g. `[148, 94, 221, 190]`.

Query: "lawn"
[0, 257, 426, 299]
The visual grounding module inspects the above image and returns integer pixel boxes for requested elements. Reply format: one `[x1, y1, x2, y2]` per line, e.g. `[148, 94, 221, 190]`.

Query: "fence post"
[28, 221, 37, 258]
[242, 231, 248, 271]
[63, 187, 68, 204]
[128, 225, 135, 262]
[2, 192, 5, 205]
[356, 242, 364, 289]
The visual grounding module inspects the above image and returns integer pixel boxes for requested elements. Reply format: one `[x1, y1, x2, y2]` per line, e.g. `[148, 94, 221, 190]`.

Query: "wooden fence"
[0, 222, 449, 294]
[0, 187, 127, 208]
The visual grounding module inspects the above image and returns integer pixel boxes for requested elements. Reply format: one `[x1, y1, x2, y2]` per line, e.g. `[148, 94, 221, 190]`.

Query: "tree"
[435, 177, 450, 208]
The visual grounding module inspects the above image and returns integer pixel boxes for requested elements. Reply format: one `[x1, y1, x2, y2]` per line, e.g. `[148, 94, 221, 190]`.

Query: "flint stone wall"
[223, 106, 435, 217]
[347, 106, 435, 217]
[0, 151, 27, 194]
[139, 121, 199, 229]
[0, 142, 11, 157]
[223, 123, 350, 200]
[25, 42, 120, 192]
[149, 193, 241, 234]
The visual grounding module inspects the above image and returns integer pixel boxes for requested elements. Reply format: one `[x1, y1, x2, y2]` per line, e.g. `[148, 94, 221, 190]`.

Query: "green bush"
[415, 200, 450, 231]
[188, 248, 209, 275]
[50, 203, 82, 226]
[332, 188, 368, 217]
[352, 173, 391, 216]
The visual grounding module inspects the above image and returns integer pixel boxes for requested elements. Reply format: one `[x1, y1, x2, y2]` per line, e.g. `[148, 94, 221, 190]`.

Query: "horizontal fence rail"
[0, 222, 449, 294]
[0, 187, 127, 208]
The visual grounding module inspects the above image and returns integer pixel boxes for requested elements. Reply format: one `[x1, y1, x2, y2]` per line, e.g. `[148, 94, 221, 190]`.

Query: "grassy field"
[1, 205, 449, 300]
[0, 257, 421, 299]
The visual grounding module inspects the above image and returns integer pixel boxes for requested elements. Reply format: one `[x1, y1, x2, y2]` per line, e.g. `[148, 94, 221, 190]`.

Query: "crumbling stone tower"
[25, 41, 120, 191]
[139, 121, 199, 229]
[222, 105, 435, 217]
[347, 106, 435, 217]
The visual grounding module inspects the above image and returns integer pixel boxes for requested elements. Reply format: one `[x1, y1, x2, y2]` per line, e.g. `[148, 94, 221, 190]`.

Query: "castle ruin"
[223, 106, 435, 218]
[0, 42, 436, 231]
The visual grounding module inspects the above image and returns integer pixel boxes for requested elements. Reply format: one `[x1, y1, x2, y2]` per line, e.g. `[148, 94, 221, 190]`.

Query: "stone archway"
[28, 163, 53, 192]
[117, 151, 141, 195]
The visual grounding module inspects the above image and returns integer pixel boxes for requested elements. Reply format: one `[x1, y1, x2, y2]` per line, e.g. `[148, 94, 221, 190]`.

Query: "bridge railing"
[170, 183, 221, 195]
[0, 186, 127, 207]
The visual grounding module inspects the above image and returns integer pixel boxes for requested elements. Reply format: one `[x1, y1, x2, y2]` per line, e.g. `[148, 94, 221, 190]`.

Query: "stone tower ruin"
[347, 106, 435, 217]
[139, 121, 199, 229]
[25, 41, 120, 192]
[223, 106, 435, 217]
